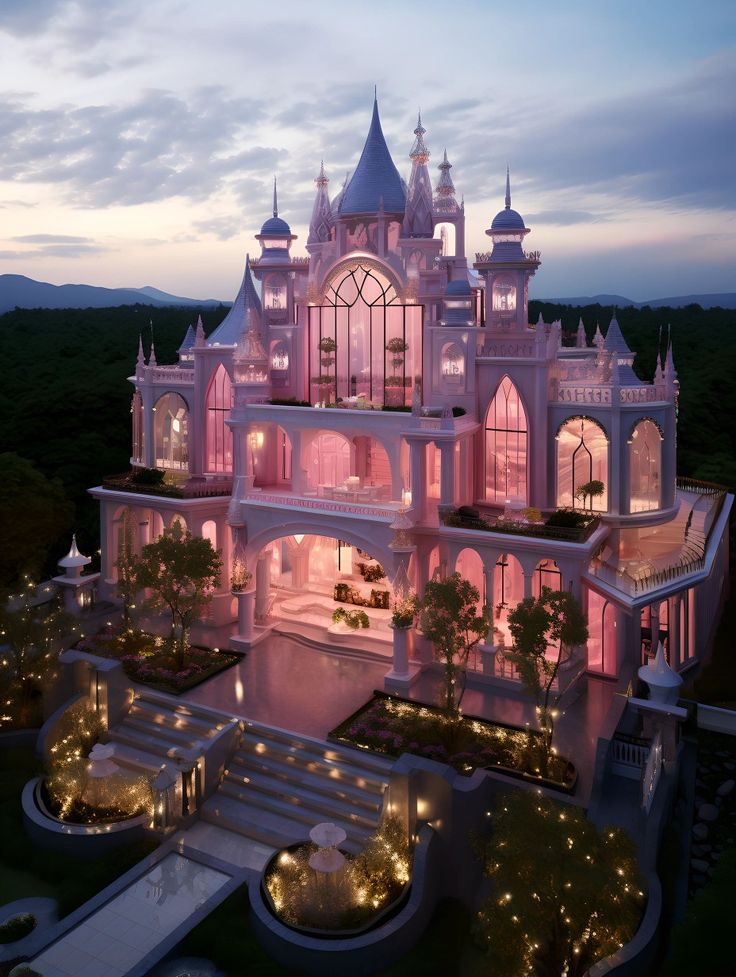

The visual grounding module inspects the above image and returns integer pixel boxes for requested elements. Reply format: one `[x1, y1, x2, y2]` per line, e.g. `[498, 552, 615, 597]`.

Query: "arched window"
[205, 365, 233, 473]
[131, 390, 143, 463]
[441, 342, 465, 379]
[153, 393, 188, 471]
[270, 341, 289, 371]
[306, 432, 352, 491]
[308, 262, 422, 405]
[484, 376, 528, 505]
[587, 589, 617, 675]
[629, 419, 662, 512]
[533, 559, 562, 597]
[556, 417, 608, 510]
[492, 277, 516, 311]
[264, 275, 287, 311]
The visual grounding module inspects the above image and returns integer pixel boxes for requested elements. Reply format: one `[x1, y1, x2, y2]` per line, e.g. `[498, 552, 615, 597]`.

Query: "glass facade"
[484, 377, 528, 505]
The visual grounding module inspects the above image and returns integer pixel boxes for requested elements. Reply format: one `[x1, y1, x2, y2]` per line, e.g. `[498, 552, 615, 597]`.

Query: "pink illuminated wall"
[306, 432, 351, 490]
[484, 377, 528, 505]
[153, 392, 188, 471]
[586, 589, 617, 675]
[205, 365, 233, 473]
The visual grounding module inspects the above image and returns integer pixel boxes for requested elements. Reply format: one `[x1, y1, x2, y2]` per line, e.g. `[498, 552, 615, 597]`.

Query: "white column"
[408, 439, 426, 521]
[438, 441, 454, 509]
[236, 588, 256, 641]
[391, 627, 410, 677]
[255, 550, 272, 621]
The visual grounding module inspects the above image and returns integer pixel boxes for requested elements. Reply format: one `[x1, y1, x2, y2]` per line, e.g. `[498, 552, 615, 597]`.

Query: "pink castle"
[92, 98, 731, 693]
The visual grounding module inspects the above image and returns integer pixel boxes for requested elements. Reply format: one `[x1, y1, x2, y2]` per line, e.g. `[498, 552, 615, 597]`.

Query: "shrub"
[0, 913, 36, 944]
[545, 508, 590, 528]
[130, 467, 165, 486]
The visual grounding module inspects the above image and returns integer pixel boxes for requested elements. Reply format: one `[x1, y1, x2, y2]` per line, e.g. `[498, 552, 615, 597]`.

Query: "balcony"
[442, 507, 601, 544]
[237, 485, 401, 522]
[102, 472, 233, 499]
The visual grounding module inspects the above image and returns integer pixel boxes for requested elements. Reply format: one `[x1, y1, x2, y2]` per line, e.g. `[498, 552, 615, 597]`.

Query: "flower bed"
[329, 692, 576, 792]
[74, 630, 241, 694]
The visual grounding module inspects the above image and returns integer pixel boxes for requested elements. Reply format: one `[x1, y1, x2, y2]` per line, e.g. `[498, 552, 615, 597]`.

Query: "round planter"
[22, 777, 151, 858]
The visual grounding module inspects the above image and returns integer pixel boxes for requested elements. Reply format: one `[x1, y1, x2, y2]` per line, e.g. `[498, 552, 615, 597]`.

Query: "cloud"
[12, 233, 95, 243]
[192, 216, 243, 241]
[0, 87, 273, 208]
[0, 0, 66, 36]
[524, 210, 608, 226]
[447, 55, 736, 215]
[0, 199, 36, 208]
[0, 242, 108, 258]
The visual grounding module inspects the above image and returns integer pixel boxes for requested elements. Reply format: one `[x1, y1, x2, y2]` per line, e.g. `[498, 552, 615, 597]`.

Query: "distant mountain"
[0, 275, 227, 315]
[538, 292, 736, 310]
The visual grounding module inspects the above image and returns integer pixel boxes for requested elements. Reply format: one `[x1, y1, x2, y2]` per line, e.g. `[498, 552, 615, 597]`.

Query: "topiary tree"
[575, 479, 604, 511]
[418, 572, 491, 720]
[133, 520, 222, 671]
[114, 510, 138, 629]
[506, 587, 588, 775]
[474, 790, 644, 977]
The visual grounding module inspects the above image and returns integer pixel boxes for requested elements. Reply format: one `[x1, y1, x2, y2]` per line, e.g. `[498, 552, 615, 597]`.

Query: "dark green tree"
[0, 453, 73, 589]
[506, 587, 588, 773]
[418, 572, 490, 719]
[474, 790, 644, 977]
[133, 520, 222, 670]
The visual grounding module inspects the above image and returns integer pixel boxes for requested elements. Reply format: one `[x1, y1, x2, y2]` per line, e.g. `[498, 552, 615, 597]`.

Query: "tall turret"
[402, 113, 434, 238]
[307, 161, 332, 246]
[339, 97, 405, 218]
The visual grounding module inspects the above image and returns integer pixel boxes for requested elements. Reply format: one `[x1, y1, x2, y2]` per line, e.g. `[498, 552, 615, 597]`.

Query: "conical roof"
[340, 99, 406, 217]
[208, 255, 262, 346]
[604, 315, 633, 355]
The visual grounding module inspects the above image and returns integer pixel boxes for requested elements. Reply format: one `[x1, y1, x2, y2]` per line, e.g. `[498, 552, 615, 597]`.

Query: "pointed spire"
[194, 314, 206, 347]
[403, 111, 433, 238]
[664, 325, 677, 379]
[505, 165, 511, 209]
[576, 317, 586, 348]
[136, 334, 145, 371]
[204, 253, 262, 346]
[340, 96, 406, 216]
[178, 323, 196, 354]
[593, 322, 604, 348]
[272, 176, 278, 217]
[308, 161, 332, 246]
[604, 314, 633, 355]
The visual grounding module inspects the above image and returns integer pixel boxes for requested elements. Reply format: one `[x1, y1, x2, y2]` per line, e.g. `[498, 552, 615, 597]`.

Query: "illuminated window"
[485, 376, 528, 505]
[492, 278, 516, 311]
[441, 342, 464, 378]
[153, 393, 188, 471]
[270, 341, 289, 371]
[556, 417, 608, 510]
[629, 419, 662, 512]
[205, 365, 233, 473]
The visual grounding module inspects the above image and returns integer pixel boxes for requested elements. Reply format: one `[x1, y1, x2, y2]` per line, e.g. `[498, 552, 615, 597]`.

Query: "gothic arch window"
[484, 376, 528, 505]
[556, 416, 608, 511]
[629, 419, 662, 512]
[270, 341, 289, 371]
[205, 365, 233, 473]
[308, 262, 422, 405]
[153, 393, 188, 471]
[264, 274, 287, 311]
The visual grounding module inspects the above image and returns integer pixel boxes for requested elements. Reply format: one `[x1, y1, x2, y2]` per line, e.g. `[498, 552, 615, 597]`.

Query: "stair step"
[227, 755, 383, 814]
[129, 700, 217, 738]
[240, 737, 389, 793]
[200, 795, 364, 855]
[108, 740, 172, 775]
[219, 773, 377, 832]
[108, 723, 190, 759]
[135, 689, 234, 727]
[123, 714, 204, 748]
[244, 721, 393, 777]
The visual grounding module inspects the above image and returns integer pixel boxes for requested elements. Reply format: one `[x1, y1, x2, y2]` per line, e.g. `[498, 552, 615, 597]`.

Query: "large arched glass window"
[153, 393, 188, 471]
[492, 277, 516, 311]
[556, 417, 608, 510]
[629, 419, 662, 512]
[205, 365, 233, 473]
[308, 262, 422, 405]
[484, 376, 528, 505]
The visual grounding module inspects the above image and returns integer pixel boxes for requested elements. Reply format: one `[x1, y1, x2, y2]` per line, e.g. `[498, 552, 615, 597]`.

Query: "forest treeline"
[0, 301, 734, 586]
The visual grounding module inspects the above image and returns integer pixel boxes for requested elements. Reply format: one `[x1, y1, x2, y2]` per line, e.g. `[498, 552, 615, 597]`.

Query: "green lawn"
[0, 747, 158, 917]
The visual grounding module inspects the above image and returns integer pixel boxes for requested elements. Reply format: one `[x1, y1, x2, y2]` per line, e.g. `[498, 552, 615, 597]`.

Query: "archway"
[629, 419, 662, 512]
[205, 364, 233, 474]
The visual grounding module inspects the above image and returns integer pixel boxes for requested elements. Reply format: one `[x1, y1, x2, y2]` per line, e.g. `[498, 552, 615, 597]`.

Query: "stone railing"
[243, 491, 397, 520]
[102, 473, 233, 499]
[554, 383, 660, 405]
[443, 509, 600, 544]
[149, 366, 194, 384]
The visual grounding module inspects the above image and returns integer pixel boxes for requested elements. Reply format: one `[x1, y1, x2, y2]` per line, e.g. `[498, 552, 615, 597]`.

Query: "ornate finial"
[136, 333, 145, 369]
[505, 165, 511, 209]
[374, 84, 377, 102]
[315, 160, 328, 186]
[272, 176, 278, 217]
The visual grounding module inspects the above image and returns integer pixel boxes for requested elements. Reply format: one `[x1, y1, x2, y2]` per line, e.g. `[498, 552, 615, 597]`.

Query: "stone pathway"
[689, 733, 736, 895]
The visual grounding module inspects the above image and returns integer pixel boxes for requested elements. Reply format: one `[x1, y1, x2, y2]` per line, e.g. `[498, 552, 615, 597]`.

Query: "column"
[142, 386, 155, 468]
[391, 626, 410, 677]
[408, 439, 427, 521]
[483, 563, 496, 643]
[669, 595, 680, 668]
[255, 550, 272, 622]
[650, 602, 660, 653]
[523, 571, 533, 600]
[236, 588, 256, 641]
[438, 441, 454, 510]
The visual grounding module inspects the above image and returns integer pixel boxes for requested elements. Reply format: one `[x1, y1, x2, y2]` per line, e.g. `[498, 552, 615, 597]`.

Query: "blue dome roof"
[445, 279, 472, 296]
[260, 215, 291, 237]
[491, 207, 526, 231]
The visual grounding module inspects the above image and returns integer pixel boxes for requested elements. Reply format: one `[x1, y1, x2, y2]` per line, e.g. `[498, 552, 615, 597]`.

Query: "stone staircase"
[107, 689, 233, 775]
[200, 721, 393, 854]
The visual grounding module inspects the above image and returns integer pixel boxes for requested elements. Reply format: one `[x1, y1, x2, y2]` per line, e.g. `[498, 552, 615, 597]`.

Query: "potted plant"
[230, 557, 253, 593]
[385, 337, 409, 406]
